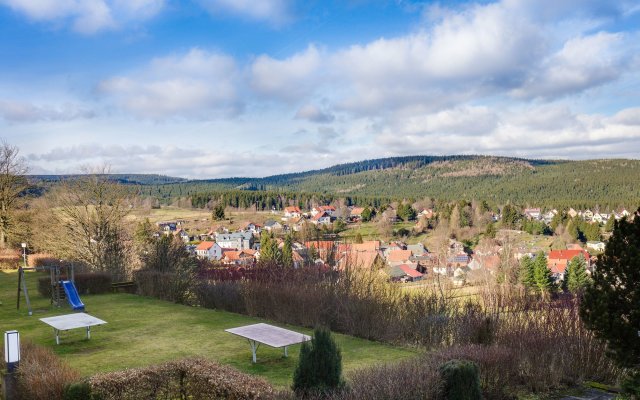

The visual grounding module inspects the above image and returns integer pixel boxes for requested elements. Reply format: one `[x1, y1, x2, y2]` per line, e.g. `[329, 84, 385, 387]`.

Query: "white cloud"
[0, 100, 95, 123]
[98, 48, 241, 119]
[250, 45, 323, 102]
[197, 0, 293, 26]
[513, 32, 628, 99]
[0, 0, 165, 34]
[294, 104, 334, 123]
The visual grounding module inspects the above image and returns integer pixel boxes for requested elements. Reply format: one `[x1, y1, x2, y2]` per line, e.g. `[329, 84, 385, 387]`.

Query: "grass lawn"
[0, 270, 417, 388]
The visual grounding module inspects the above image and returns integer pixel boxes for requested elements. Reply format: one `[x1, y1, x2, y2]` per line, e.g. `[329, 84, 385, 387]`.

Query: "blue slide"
[61, 280, 85, 311]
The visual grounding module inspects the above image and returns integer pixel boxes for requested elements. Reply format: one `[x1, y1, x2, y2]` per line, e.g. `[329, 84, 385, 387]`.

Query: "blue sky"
[1, 0, 639, 178]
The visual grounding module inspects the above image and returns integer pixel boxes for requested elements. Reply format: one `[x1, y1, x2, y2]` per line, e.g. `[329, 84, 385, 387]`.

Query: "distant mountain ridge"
[28, 156, 640, 208]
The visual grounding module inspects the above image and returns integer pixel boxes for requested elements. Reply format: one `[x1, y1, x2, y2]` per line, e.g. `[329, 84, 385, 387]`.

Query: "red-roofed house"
[387, 249, 413, 266]
[311, 205, 336, 217]
[195, 241, 223, 260]
[284, 206, 302, 218]
[390, 264, 424, 282]
[351, 240, 381, 252]
[311, 211, 332, 225]
[548, 249, 590, 275]
[337, 251, 384, 270]
[221, 250, 256, 266]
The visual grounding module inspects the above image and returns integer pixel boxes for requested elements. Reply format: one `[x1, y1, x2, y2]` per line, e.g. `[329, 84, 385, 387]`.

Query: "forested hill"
[140, 156, 640, 208]
[29, 156, 640, 208]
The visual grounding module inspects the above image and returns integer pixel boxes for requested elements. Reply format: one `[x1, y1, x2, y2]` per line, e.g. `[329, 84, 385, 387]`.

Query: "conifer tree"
[519, 255, 536, 289]
[293, 327, 344, 395]
[581, 214, 640, 382]
[282, 234, 293, 268]
[563, 254, 590, 292]
[259, 232, 281, 264]
[533, 251, 555, 294]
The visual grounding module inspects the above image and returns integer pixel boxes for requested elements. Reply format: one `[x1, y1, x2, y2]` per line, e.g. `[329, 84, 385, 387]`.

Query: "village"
[151, 204, 634, 288]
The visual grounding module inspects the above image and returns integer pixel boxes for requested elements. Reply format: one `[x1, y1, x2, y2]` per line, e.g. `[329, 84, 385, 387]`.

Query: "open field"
[0, 270, 416, 388]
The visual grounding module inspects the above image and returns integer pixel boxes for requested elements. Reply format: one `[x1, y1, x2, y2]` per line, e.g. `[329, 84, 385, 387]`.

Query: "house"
[542, 210, 558, 223]
[284, 206, 302, 218]
[547, 249, 591, 277]
[241, 222, 262, 235]
[387, 249, 413, 267]
[407, 243, 427, 256]
[418, 209, 434, 219]
[214, 231, 253, 250]
[581, 209, 594, 221]
[311, 205, 336, 217]
[523, 208, 541, 220]
[311, 211, 332, 225]
[221, 249, 256, 266]
[586, 241, 605, 252]
[175, 229, 190, 243]
[567, 208, 578, 218]
[289, 217, 306, 232]
[195, 241, 223, 260]
[448, 253, 470, 267]
[592, 213, 605, 223]
[351, 241, 381, 252]
[390, 264, 423, 282]
[263, 220, 283, 232]
[337, 251, 384, 270]
[467, 255, 500, 273]
[349, 207, 365, 221]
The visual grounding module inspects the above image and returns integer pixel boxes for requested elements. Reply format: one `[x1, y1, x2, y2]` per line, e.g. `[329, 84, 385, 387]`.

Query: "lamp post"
[3, 330, 20, 400]
[20, 243, 26, 268]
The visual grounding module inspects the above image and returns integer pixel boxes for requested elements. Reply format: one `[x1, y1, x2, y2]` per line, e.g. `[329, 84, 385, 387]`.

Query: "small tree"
[519, 255, 536, 289]
[293, 327, 344, 395]
[282, 234, 293, 268]
[212, 203, 225, 221]
[354, 232, 363, 244]
[563, 254, 590, 293]
[580, 214, 640, 390]
[361, 207, 373, 222]
[533, 251, 555, 294]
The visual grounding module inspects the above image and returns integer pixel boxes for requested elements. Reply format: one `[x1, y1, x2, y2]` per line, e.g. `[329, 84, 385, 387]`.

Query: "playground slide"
[61, 281, 85, 311]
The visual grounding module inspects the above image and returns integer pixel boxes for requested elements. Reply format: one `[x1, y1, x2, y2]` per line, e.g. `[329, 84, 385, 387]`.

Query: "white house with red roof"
[284, 206, 303, 218]
[195, 241, 223, 260]
[311, 211, 332, 225]
[311, 205, 336, 217]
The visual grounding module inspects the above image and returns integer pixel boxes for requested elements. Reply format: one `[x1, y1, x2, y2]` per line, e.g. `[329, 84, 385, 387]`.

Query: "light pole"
[20, 243, 26, 268]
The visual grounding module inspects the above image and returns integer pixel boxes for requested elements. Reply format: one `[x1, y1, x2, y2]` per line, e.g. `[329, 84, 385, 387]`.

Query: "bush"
[0, 248, 20, 269]
[8, 340, 81, 400]
[37, 272, 112, 298]
[63, 381, 94, 400]
[134, 270, 180, 302]
[439, 359, 481, 400]
[27, 253, 63, 268]
[89, 358, 274, 400]
[74, 272, 112, 295]
[293, 328, 345, 396]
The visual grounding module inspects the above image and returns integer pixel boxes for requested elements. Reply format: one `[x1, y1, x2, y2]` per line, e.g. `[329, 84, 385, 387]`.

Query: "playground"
[0, 269, 416, 388]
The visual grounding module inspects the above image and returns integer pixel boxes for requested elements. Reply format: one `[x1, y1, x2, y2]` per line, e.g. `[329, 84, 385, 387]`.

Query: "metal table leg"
[54, 329, 60, 345]
[86, 326, 91, 340]
[248, 339, 260, 363]
[284, 346, 288, 357]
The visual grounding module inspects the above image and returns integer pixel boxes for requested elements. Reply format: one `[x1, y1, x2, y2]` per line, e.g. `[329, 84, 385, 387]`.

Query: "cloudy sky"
[1, 0, 639, 178]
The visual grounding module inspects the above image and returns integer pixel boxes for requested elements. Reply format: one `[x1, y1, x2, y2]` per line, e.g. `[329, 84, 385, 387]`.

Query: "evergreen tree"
[580, 215, 640, 374]
[533, 251, 555, 294]
[563, 254, 590, 292]
[361, 207, 373, 222]
[212, 203, 225, 220]
[293, 327, 344, 395]
[604, 216, 615, 232]
[308, 244, 318, 262]
[550, 210, 566, 232]
[259, 232, 281, 264]
[397, 203, 417, 221]
[282, 234, 293, 268]
[134, 218, 154, 246]
[519, 256, 536, 289]
[501, 204, 519, 228]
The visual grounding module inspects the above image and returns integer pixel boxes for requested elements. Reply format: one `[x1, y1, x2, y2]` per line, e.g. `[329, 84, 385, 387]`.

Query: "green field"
[0, 270, 416, 388]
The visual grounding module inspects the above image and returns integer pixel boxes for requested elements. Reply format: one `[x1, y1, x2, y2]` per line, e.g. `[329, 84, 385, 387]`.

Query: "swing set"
[16, 263, 76, 316]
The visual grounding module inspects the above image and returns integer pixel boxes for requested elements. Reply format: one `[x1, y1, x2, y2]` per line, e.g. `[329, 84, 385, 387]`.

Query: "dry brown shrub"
[89, 358, 274, 400]
[0, 248, 20, 269]
[12, 340, 80, 400]
[26, 253, 63, 268]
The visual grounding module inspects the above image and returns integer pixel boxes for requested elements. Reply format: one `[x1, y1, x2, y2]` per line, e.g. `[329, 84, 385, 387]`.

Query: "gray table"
[225, 323, 311, 363]
[40, 313, 107, 344]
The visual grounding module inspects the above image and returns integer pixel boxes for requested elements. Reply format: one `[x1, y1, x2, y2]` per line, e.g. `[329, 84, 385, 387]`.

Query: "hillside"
[142, 156, 640, 208]
[28, 156, 640, 208]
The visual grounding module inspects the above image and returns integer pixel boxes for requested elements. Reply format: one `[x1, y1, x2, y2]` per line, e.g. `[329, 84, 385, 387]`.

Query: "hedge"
[38, 272, 112, 298]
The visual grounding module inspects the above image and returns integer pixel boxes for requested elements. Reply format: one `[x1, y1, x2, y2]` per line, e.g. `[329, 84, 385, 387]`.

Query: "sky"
[1, 0, 639, 178]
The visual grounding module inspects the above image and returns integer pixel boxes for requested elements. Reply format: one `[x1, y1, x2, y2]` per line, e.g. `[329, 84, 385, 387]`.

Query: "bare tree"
[48, 167, 132, 279]
[0, 141, 28, 248]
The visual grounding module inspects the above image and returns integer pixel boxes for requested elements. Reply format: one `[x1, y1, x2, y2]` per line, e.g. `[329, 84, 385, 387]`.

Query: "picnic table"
[40, 313, 107, 345]
[225, 323, 311, 363]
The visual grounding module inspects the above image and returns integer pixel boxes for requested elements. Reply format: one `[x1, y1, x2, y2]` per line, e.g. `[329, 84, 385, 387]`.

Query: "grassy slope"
[0, 270, 416, 388]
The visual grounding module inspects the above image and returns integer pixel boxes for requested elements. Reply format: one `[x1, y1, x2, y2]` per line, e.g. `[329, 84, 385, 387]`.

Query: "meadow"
[0, 270, 416, 389]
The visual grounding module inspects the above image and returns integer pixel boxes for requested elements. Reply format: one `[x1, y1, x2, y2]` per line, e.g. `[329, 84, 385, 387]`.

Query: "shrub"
[89, 358, 274, 400]
[12, 340, 80, 400]
[439, 359, 481, 400]
[63, 381, 94, 400]
[74, 272, 112, 295]
[293, 328, 345, 396]
[37, 272, 112, 298]
[27, 253, 63, 268]
[0, 248, 20, 269]
[134, 270, 180, 302]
